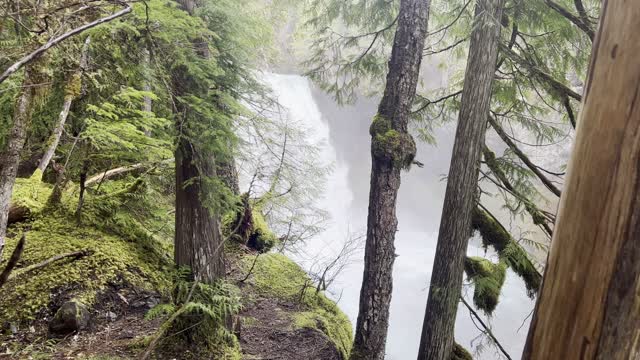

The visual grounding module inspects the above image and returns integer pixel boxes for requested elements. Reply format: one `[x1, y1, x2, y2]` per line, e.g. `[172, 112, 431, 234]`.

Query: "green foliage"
[464, 257, 507, 315]
[242, 253, 353, 358]
[144, 270, 242, 358]
[82, 87, 171, 164]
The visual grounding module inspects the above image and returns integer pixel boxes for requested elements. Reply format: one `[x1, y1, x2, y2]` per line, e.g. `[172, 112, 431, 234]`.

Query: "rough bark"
[174, 137, 225, 283]
[0, 65, 36, 261]
[417, 1, 504, 359]
[36, 36, 90, 175]
[218, 158, 240, 196]
[523, 2, 640, 359]
[172, 0, 225, 283]
[350, 1, 430, 359]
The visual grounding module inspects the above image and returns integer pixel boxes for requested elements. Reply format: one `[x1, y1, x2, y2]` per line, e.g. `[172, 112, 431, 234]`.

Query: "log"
[7, 203, 30, 225]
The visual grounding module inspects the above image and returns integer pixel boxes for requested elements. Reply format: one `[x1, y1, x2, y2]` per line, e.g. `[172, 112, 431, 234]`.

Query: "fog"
[264, 73, 539, 359]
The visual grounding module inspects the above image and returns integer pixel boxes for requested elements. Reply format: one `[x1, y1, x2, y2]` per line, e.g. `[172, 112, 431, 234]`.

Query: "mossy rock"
[49, 300, 91, 335]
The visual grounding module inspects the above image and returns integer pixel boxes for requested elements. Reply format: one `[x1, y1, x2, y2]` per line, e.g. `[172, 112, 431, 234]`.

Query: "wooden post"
[522, 1, 640, 359]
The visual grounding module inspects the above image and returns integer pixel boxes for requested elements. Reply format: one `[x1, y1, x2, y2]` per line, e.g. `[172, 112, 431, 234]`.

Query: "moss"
[64, 73, 82, 99]
[370, 114, 416, 169]
[243, 253, 353, 359]
[249, 210, 278, 252]
[10, 173, 52, 215]
[451, 343, 473, 360]
[464, 257, 506, 315]
[471, 208, 542, 297]
[1, 178, 173, 325]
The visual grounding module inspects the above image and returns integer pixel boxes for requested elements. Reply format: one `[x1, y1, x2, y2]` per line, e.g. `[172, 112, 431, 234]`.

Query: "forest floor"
[1, 245, 347, 360]
[0, 177, 351, 360]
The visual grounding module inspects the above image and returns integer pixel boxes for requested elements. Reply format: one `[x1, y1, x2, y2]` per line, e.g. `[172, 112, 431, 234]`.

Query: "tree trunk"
[174, 137, 225, 283]
[417, 0, 504, 359]
[36, 36, 90, 176]
[142, 48, 152, 137]
[172, 0, 225, 283]
[350, 1, 430, 359]
[523, 2, 640, 359]
[0, 65, 36, 261]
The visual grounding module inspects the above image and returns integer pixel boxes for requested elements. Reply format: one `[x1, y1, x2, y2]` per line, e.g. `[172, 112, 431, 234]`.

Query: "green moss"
[464, 257, 506, 315]
[249, 210, 278, 252]
[471, 208, 542, 297]
[10, 173, 52, 215]
[243, 253, 353, 359]
[370, 114, 416, 169]
[451, 343, 473, 360]
[1, 178, 173, 325]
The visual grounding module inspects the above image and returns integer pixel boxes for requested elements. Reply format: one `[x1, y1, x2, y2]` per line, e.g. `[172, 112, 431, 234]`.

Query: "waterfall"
[262, 73, 535, 360]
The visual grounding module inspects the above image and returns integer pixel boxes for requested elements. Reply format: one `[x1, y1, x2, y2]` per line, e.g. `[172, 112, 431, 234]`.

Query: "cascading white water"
[263, 73, 536, 360]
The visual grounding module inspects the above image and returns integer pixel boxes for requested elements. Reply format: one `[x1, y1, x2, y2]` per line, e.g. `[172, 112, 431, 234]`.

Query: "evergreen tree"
[418, 0, 505, 358]
[350, 0, 430, 359]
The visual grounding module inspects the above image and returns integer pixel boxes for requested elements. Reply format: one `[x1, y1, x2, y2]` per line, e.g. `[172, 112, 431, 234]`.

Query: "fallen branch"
[86, 159, 173, 187]
[0, 5, 132, 85]
[9, 249, 92, 280]
[0, 233, 26, 289]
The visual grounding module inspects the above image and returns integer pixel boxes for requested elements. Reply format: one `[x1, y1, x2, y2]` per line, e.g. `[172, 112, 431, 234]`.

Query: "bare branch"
[0, 4, 132, 85]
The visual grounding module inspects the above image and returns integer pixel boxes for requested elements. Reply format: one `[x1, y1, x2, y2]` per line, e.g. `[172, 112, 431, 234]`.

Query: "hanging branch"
[499, 44, 582, 102]
[0, 4, 132, 85]
[482, 146, 554, 236]
[543, 0, 594, 41]
[487, 116, 562, 197]
[461, 296, 513, 360]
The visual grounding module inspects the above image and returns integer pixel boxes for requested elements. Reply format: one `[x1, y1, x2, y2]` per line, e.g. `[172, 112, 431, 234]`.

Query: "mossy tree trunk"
[36, 36, 90, 176]
[350, 1, 429, 359]
[0, 64, 36, 261]
[417, 0, 505, 359]
[523, 3, 640, 359]
[172, 0, 225, 283]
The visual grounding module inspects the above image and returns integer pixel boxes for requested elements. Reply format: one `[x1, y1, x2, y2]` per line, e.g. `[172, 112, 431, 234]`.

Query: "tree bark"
[350, 1, 430, 359]
[172, 0, 225, 283]
[523, 2, 640, 359]
[36, 36, 91, 175]
[417, 0, 504, 359]
[0, 65, 36, 261]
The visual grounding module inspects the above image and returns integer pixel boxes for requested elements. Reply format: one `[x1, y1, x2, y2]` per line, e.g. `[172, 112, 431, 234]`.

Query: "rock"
[49, 301, 91, 335]
[105, 311, 118, 322]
